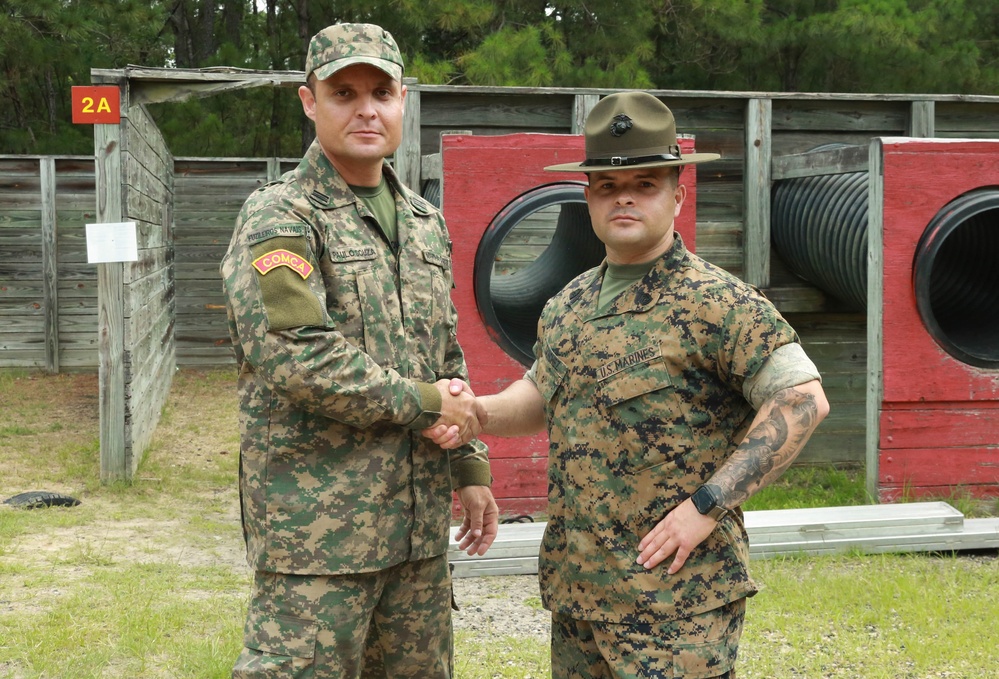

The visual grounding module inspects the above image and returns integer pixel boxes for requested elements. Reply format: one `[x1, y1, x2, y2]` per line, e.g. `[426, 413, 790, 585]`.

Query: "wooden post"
[908, 100, 935, 138]
[39, 157, 59, 373]
[398, 77, 422, 190]
[865, 138, 885, 500]
[572, 94, 599, 133]
[266, 157, 280, 183]
[94, 120, 126, 482]
[744, 98, 772, 287]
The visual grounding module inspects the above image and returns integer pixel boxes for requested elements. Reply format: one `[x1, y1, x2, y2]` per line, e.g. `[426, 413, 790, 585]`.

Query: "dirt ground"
[0, 368, 548, 644]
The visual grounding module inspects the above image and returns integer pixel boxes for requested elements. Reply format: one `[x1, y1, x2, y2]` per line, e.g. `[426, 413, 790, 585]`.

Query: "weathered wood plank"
[744, 98, 772, 287]
[935, 101, 999, 135]
[420, 92, 576, 131]
[398, 82, 421, 189]
[771, 144, 869, 180]
[771, 99, 908, 133]
[865, 139, 886, 497]
[880, 404, 999, 449]
[40, 157, 59, 372]
[94, 117, 127, 481]
[122, 245, 170, 285]
[880, 447, 999, 487]
[908, 101, 934, 137]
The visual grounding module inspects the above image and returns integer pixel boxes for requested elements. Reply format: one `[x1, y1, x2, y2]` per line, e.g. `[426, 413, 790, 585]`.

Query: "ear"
[298, 85, 317, 122]
[673, 183, 687, 219]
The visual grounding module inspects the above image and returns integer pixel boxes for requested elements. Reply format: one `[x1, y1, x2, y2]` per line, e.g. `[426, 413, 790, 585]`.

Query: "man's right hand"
[429, 378, 481, 447]
[423, 377, 546, 446]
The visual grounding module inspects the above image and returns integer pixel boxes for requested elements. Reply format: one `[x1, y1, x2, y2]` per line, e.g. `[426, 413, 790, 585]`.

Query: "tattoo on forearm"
[714, 386, 820, 508]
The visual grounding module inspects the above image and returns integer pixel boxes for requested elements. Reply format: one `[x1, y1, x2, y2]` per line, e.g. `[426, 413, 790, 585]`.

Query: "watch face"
[691, 486, 715, 514]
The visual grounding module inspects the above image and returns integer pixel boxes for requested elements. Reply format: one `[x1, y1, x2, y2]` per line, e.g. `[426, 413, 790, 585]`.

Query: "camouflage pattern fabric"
[530, 234, 799, 625]
[233, 554, 453, 678]
[306, 23, 404, 81]
[220, 139, 490, 577]
[551, 598, 745, 678]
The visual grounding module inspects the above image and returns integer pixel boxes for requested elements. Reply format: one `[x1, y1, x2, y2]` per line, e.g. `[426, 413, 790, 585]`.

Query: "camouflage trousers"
[550, 597, 746, 679]
[232, 554, 453, 679]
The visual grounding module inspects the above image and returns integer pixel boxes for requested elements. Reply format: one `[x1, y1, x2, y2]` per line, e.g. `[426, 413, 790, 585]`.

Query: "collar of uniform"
[294, 140, 438, 217]
[381, 163, 439, 216]
[294, 140, 356, 209]
[574, 234, 689, 321]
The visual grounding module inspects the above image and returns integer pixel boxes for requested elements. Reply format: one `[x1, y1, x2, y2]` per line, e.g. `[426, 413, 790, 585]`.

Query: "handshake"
[423, 378, 485, 449]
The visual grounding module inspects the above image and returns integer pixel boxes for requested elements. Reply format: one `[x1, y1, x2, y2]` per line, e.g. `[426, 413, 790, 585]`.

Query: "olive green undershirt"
[350, 177, 398, 244]
[599, 259, 658, 310]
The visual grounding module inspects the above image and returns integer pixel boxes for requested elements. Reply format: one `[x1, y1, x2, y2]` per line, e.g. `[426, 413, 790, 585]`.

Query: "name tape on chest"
[423, 250, 450, 268]
[596, 345, 661, 381]
[252, 249, 314, 279]
[329, 247, 377, 263]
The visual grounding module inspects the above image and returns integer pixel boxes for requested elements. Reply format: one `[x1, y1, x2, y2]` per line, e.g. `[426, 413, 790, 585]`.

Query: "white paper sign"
[86, 222, 138, 263]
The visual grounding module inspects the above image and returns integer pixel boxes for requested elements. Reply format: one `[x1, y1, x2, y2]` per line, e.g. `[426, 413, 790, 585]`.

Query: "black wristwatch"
[690, 485, 729, 521]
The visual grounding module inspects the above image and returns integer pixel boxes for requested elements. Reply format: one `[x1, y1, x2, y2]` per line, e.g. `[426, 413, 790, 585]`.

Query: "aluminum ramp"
[448, 501, 999, 577]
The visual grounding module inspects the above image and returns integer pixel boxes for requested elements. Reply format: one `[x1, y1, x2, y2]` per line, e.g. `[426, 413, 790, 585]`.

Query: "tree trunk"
[195, 0, 218, 63]
[45, 67, 57, 133]
[222, 0, 245, 48]
[168, 0, 194, 67]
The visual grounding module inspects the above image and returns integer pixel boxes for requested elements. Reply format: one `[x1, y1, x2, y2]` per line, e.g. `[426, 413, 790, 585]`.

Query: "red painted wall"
[877, 139, 999, 501]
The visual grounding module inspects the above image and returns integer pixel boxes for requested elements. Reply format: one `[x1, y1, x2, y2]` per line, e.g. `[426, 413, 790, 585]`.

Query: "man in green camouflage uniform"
[428, 92, 829, 677]
[221, 23, 497, 679]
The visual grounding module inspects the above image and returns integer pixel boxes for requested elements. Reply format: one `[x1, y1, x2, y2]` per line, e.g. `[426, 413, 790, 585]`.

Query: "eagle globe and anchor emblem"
[609, 114, 633, 137]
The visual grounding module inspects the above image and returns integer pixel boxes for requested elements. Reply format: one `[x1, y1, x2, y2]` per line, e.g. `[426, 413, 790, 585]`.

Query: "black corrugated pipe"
[913, 188, 999, 368]
[771, 150, 869, 311]
[772, 147, 999, 368]
[474, 183, 605, 365]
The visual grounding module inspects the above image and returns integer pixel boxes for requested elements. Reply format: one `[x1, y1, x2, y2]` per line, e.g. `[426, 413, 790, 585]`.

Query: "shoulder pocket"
[249, 235, 324, 331]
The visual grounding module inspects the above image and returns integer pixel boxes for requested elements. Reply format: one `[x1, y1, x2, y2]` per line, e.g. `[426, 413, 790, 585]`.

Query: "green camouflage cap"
[306, 23, 404, 82]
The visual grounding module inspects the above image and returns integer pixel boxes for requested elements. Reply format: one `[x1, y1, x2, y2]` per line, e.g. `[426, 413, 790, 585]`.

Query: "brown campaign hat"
[305, 23, 404, 81]
[545, 91, 719, 172]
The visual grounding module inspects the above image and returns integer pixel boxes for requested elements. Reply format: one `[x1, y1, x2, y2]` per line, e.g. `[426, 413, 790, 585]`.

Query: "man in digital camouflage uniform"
[427, 92, 829, 677]
[221, 22, 498, 679]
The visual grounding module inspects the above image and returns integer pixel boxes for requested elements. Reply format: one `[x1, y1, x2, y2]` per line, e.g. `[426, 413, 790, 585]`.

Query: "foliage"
[0, 0, 168, 154]
[2, 0, 998, 156]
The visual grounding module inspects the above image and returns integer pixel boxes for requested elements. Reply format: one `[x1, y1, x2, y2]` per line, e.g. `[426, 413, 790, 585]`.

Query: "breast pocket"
[355, 266, 403, 367]
[597, 356, 691, 472]
[425, 253, 453, 370]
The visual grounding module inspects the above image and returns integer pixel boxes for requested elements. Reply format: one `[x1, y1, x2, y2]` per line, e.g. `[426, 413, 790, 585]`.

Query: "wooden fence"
[91, 96, 176, 481]
[4, 76, 999, 473]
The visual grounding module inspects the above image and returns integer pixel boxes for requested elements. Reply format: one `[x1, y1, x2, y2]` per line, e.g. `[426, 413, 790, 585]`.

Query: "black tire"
[3, 491, 82, 509]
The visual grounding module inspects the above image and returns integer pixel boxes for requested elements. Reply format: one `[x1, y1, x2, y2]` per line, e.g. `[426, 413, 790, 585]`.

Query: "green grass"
[744, 464, 871, 512]
[740, 552, 999, 677]
[453, 631, 549, 679]
[450, 550, 999, 678]
[1, 561, 246, 678]
[1, 368, 998, 678]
